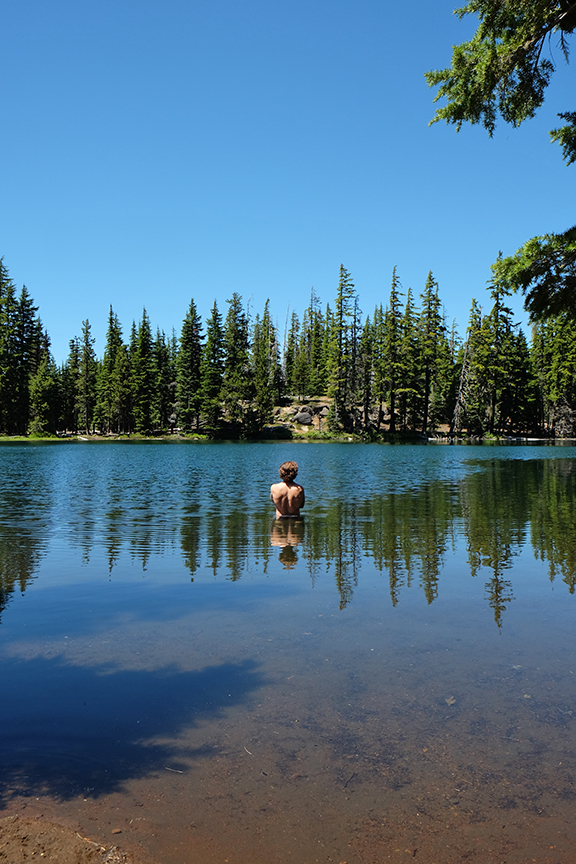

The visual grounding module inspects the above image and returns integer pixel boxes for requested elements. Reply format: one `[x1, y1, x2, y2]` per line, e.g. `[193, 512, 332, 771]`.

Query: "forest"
[1, 256, 575, 439]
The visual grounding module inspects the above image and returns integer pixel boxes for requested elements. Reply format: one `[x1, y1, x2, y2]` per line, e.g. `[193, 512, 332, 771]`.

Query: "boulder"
[294, 412, 313, 425]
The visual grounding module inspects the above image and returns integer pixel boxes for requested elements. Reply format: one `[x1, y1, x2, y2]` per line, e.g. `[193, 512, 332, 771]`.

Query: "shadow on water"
[0, 656, 266, 805]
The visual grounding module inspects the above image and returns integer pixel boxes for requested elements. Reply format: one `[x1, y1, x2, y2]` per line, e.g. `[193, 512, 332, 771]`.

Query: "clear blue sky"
[1, 0, 573, 363]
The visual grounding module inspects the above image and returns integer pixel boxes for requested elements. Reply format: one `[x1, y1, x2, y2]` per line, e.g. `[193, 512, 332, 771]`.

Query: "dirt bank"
[0, 815, 139, 864]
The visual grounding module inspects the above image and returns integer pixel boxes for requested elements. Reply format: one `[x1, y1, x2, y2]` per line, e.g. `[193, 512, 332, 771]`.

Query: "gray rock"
[294, 412, 313, 425]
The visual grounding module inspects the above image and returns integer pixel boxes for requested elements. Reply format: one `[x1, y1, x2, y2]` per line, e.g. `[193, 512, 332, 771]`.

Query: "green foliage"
[221, 293, 252, 428]
[550, 111, 576, 164]
[94, 307, 125, 433]
[456, 286, 539, 434]
[427, 0, 576, 319]
[327, 265, 357, 430]
[251, 299, 282, 429]
[491, 226, 576, 319]
[2, 252, 576, 439]
[176, 299, 203, 430]
[426, 0, 573, 134]
[131, 310, 154, 433]
[381, 267, 404, 433]
[76, 319, 97, 432]
[28, 353, 59, 436]
[153, 329, 176, 431]
[199, 301, 225, 432]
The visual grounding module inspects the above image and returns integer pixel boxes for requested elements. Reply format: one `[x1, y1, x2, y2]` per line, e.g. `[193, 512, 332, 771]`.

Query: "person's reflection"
[270, 518, 305, 569]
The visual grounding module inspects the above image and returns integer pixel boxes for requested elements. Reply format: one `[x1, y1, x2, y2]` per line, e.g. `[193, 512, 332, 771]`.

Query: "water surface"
[1, 441, 576, 863]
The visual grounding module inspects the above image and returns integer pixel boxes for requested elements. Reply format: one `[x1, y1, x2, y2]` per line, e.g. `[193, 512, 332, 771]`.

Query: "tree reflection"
[0, 462, 51, 622]
[530, 459, 576, 593]
[3, 452, 576, 628]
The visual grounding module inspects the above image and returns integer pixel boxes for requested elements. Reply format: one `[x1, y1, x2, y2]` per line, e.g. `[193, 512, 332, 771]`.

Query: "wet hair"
[279, 460, 298, 482]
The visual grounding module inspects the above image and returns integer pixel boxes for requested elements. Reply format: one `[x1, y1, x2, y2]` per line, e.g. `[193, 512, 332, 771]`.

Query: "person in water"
[270, 460, 305, 519]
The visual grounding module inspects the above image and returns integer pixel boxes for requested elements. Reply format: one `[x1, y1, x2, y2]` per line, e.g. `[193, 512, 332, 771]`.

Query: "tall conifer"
[176, 299, 203, 430]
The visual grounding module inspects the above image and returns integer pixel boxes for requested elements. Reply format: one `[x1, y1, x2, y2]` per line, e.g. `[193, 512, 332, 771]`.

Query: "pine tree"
[382, 267, 404, 433]
[531, 313, 576, 435]
[418, 271, 445, 433]
[284, 312, 300, 395]
[60, 338, 80, 432]
[113, 344, 132, 434]
[199, 301, 225, 432]
[308, 289, 326, 395]
[131, 310, 155, 433]
[398, 288, 420, 430]
[153, 329, 174, 430]
[356, 316, 374, 430]
[221, 293, 252, 428]
[372, 304, 385, 430]
[94, 307, 124, 433]
[0, 259, 18, 433]
[9, 286, 42, 434]
[76, 319, 97, 433]
[28, 349, 59, 436]
[251, 300, 279, 428]
[176, 299, 203, 431]
[327, 265, 357, 430]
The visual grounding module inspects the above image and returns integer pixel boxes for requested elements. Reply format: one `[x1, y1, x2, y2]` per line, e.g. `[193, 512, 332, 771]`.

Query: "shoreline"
[0, 432, 573, 444]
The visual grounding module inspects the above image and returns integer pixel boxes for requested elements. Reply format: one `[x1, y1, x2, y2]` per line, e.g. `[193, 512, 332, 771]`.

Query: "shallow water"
[1, 441, 576, 863]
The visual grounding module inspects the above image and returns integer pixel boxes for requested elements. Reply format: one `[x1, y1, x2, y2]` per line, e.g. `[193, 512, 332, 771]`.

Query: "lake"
[1, 440, 576, 863]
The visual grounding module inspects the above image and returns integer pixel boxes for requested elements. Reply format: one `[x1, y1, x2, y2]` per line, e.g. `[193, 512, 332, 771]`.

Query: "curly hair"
[279, 460, 298, 481]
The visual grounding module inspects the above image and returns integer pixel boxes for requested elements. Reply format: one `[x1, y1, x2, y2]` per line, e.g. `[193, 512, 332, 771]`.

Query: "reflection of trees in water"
[458, 459, 528, 627]
[300, 459, 576, 623]
[358, 484, 454, 606]
[224, 511, 250, 581]
[0, 528, 46, 621]
[529, 460, 576, 593]
[0, 456, 52, 622]
[5, 453, 576, 627]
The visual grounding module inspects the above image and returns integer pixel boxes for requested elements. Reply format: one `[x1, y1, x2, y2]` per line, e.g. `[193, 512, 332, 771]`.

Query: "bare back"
[270, 480, 305, 519]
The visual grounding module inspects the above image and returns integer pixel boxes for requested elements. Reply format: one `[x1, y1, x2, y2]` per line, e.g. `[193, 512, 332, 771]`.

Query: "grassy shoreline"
[0, 430, 567, 444]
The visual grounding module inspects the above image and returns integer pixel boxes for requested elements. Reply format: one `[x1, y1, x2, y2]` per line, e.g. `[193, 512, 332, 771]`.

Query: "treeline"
[1, 257, 576, 437]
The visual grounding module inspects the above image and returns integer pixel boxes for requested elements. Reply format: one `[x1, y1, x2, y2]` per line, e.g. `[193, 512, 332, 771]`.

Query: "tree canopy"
[426, 0, 576, 319]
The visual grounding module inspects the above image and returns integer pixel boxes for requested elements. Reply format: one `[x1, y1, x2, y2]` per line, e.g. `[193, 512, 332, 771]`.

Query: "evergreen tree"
[176, 299, 203, 431]
[221, 293, 252, 427]
[372, 304, 385, 430]
[113, 344, 133, 434]
[356, 316, 374, 430]
[94, 307, 124, 433]
[153, 329, 174, 430]
[418, 271, 445, 432]
[28, 350, 59, 436]
[427, 0, 576, 319]
[251, 300, 279, 428]
[131, 310, 155, 433]
[308, 289, 326, 395]
[7, 286, 42, 434]
[284, 311, 300, 395]
[398, 288, 420, 430]
[531, 313, 576, 435]
[327, 265, 357, 430]
[199, 301, 225, 431]
[0, 259, 18, 433]
[76, 319, 97, 433]
[60, 338, 80, 432]
[382, 267, 404, 433]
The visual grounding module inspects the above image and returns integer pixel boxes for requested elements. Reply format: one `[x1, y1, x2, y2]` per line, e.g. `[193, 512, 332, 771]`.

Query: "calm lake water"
[1, 441, 576, 863]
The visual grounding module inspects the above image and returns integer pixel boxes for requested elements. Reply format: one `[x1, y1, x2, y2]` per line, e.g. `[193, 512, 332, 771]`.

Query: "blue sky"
[1, 0, 574, 363]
